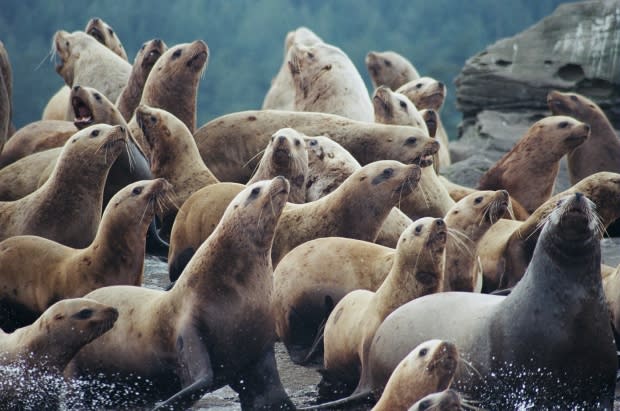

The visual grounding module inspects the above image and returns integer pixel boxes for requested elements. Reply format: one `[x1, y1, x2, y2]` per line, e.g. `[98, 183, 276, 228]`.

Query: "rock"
[447, 0, 620, 192]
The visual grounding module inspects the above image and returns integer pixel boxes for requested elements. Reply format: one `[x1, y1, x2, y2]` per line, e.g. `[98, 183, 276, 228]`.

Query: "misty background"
[1, 0, 568, 138]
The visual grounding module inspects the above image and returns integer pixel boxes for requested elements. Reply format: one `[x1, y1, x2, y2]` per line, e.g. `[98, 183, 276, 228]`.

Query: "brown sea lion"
[547, 90, 620, 184]
[0, 124, 126, 247]
[322, 218, 446, 393]
[247, 127, 309, 204]
[478, 115, 590, 214]
[194, 110, 437, 183]
[0, 298, 118, 410]
[129, 40, 209, 154]
[116, 38, 167, 121]
[288, 41, 374, 122]
[0, 178, 170, 330]
[135, 105, 218, 236]
[66, 177, 294, 410]
[262, 27, 323, 110]
[365, 50, 420, 91]
[365, 193, 616, 409]
[168, 161, 422, 281]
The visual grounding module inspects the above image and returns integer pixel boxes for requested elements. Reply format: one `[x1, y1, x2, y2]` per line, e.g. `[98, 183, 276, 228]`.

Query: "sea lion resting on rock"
[364, 192, 617, 409]
[0, 298, 118, 410]
[66, 177, 294, 410]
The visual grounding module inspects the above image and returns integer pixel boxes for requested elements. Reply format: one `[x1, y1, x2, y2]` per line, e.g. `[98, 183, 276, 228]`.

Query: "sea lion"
[0, 178, 170, 330]
[603, 263, 620, 345]
[407, 390, 465, 411]
[478, 115, 590, 214]
[116, 38, 167, 121]
[0, 40, 11, 151]
[364, 192, 617, 409]
[129, 40, 208, 154]
[481, 172, 620, 290]
[0, 298, 118, 410]
[365, 50, 420, 91]
[547, 90, 620, 184]
[0, 124, 127, 247]
[0, 148, 60, 200]
[397, 77, 451, 169]
[372, 86, 428, 133]
[262, 27, 323, 110]
[135, 105, 218, 237]
[247, 127, 309, 203]
[168, 161, 422, 281]
[288, 41, 374, 122]
[321, 218, 446, 393]
[53, 30, 131, 106]
[66, 177, 294, 410]
[195, 110, 437, 183]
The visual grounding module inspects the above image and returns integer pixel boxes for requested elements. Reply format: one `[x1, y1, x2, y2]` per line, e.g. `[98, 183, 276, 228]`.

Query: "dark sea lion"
[66, 177, 294, 410]
[364, 192, 616, 409]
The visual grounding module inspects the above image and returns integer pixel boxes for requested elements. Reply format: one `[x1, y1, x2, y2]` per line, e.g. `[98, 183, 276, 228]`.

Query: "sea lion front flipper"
[152, 325, 214, 410]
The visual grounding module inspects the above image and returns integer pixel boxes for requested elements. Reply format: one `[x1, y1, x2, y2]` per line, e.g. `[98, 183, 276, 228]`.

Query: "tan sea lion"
[397, 77, 451, 169]
[129, 40, 208, 154]
[247, 127, 309, 203]
[116, 38, 167, 121]
[288, 41, 374, 122]
[407, 390, 465, 411]
[478, 115, 590, 214]
[0, 178, 170, 330]
[66, 177, 294, 410]
[135, 105, 218, 236]
[0, 298, 118, 410]
[322, 218, 447, 393]
[547, 90, 620, 184]
[365, 50, 420, 91]
[372, 86, 428, 132]
[603, 263, 620, 343]
[262, 27, 323, 110]
[0, 148, 60, 200]
[168, 161, 422, 281]
[364, 193, 616, 409]
[0, 124, 127, 247]
[194, 110, 437, 183]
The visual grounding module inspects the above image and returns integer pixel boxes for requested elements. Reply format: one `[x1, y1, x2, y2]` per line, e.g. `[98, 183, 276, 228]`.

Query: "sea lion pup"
[365, 50, 420, 91]
[0, 298, 118, 410]
[547, 90, 620, 184]
[195, 110, 437, 183]
[481, 171, 620, 290]
[247, 127, 309, 203]
[43, 17, 129, 121]
[0, 124, 126, 247]
[168, 161, 422, 281]
[0, 84, 127, 168]
[271, 190, 506, 364]
[288, 41, 374, 122]
[116, 38, 167, 121]
[364, 192, 617, 409]
[321, 218, 447, 394]
[263, 26, 323, 110]
[407, 390, 465, 411]
[0, 178, 170, 330]
[372, 86, 428, 133]
[478, 115, 590, 214]
[397, 77, 451, 169]
[66, 177, 294, 410]
[129, 40, 208, 154]
[135, 105, 218, 236]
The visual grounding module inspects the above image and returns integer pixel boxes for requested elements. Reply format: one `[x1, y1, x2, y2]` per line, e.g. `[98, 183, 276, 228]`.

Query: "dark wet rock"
[447, 0, 620, 190]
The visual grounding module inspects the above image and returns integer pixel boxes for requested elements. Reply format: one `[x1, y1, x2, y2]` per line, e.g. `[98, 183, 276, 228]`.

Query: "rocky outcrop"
[446, 0, 620, 189]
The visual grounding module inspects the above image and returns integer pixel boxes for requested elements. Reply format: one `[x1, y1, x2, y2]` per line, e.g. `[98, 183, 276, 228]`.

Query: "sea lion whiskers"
[447, 228, 474, 257]
[243, 148, 266, 171]
[417, 177, 431, 209]
[37, 45, 55, 71]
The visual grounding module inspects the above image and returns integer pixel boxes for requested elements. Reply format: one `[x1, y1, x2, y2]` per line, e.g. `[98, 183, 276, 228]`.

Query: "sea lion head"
[397, 76, 447, 111]
[155, 40, 209, 78]
[449, 190, 510, 228]
[409, 389, 464, 411]
[365, 50, 419, 90]
[71, 85, 122, 130]
[358, 160, 422, 199]
[546, 192, 599, 247]
[419, 109, 438, 138]
[372, 86, 428, 132]
[137, 38, 167, 69]
[529, 115, 590, 155]
[104, 178, 172, 225]
[84, 17, 127, 60]
[547, 90, 601, 123]
[53, 30, 95, 86]
[65, 123, 128, 167]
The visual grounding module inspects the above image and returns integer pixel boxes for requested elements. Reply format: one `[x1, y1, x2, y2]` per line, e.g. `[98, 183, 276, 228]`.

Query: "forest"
[1, 0, 569, 138]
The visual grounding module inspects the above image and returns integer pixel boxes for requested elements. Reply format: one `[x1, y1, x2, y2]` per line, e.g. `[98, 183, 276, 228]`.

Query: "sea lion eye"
[418, 400, 431, 411]
[65, 41, 70, 47]
[415, 224, 423, 234]
[570, 95, 578, 101]
[251, 187, 261, 197]
[75, 309, 93, 319]
[416, 83, 422, 89]
[399, 100, 408, 110]
[383, 168, 394, 177]
[172, 49, 182, 59]
[309, 139, 317, 146]
[307, 52, 314, 59]
[150, 116, 157, 123]
[474, 196, 484, 204]
[90, 129, 100, 137]
[140, 44, 146, 51]
[132, 186, 143, 195]
[419, 348, 428, 357]
[405, 137, 417, 145]
[558, 121, 569, 129]
[108, 28, 114, 35]
[383, 59, 391, 67]
[295, 139, 301, 146]
[94, 93, 101, 101]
